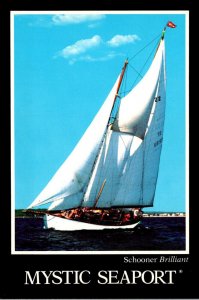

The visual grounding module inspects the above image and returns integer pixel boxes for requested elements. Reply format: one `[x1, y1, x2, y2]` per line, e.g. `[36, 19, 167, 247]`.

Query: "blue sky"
[13, 12, 187, 212]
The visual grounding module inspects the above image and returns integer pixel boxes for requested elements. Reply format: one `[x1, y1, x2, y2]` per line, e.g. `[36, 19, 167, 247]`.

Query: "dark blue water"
[15, 217, 185, 251]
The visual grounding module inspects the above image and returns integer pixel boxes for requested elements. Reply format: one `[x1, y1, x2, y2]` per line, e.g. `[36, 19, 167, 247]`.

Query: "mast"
[81, 59, 128, 207]
[108, 59, 128, 125]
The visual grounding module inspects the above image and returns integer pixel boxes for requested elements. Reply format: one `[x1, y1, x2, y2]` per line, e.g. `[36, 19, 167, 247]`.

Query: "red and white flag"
[167, 21, 177, 28]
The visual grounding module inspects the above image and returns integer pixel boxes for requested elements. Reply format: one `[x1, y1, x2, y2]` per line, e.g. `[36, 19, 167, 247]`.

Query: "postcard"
[0, 2, 196, 299]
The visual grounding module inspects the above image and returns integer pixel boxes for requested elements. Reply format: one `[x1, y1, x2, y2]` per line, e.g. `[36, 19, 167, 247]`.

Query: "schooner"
[26, 22, 176, 231]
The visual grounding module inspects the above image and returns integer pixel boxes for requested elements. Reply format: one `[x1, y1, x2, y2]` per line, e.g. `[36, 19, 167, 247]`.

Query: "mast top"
[161, 27, 166, 40]
[162, 20, 177, 40]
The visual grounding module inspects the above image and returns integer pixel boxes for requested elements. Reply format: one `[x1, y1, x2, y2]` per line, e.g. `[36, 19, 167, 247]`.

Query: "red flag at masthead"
[167, 21, 177, 28]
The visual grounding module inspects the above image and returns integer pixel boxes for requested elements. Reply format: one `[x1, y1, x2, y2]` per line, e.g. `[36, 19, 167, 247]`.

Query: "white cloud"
[107, 34, 140, 47]
[52, 14, 105, 25]
[56, 33, 140, 64]
[58, 35, 102, 58]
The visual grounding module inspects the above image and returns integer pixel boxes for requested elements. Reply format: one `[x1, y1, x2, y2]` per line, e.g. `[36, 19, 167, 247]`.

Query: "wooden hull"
[43, 214, 140, 231]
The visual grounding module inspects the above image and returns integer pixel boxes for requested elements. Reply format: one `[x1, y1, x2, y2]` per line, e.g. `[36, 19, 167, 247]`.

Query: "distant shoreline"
[144, 215, 186, 218]
[143, 212, 185, 217]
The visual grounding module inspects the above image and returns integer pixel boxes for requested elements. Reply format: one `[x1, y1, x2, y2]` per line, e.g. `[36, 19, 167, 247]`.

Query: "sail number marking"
[157, 131, 162, 136]
[154, 96, 161, 102]
[154, 138, 163, 147]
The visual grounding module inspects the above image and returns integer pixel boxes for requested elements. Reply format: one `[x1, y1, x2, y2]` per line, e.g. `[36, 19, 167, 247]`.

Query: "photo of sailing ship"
[12, 12, 188, 252]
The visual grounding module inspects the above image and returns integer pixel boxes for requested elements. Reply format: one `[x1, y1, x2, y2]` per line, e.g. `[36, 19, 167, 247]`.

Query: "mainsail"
[28, 37, 166, 211]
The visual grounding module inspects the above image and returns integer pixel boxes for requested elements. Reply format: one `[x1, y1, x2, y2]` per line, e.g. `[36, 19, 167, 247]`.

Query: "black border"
[1, 0, 196, 298]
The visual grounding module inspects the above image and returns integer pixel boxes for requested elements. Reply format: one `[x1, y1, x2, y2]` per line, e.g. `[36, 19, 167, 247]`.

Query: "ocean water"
[15, 217, 185, 251]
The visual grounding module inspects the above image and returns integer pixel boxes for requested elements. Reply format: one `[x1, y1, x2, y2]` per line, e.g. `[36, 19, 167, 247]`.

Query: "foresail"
[112, 40, 164, 139]
[28, 76, 120, 209]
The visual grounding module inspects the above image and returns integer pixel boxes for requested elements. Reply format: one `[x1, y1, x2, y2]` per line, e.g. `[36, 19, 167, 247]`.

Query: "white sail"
[82, 130, 134, 207]
[113, 40, 166, 207]
[47, 192, 83, 211]
[81, 39, 165, 208]
[28, 75, 120, 209]
[112, 41, 164, 139]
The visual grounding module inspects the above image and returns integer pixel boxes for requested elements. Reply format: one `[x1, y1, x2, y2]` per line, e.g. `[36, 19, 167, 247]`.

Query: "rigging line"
[128, 63, 143, 79]
[128, 32, 162, 62]
[120, 134, 130, 150]
[123, 39, 161, 95]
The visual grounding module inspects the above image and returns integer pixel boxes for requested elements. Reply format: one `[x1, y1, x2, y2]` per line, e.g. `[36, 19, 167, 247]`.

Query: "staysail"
[28, 37, 166, 211]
